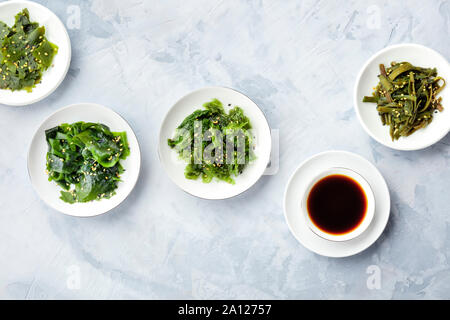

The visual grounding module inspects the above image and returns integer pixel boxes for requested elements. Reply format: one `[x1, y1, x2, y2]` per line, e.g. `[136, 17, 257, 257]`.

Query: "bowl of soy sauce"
[301, 167, 375, 242]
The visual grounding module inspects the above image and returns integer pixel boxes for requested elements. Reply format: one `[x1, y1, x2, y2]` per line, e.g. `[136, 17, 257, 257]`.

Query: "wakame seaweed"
[363, 61, 446, 141]
[168, 99, 255, 184]
[45, 122, 130, 203]
[0, 8, 58, 92]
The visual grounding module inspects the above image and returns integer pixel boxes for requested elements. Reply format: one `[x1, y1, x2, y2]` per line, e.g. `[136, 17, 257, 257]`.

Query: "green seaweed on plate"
[45, 122, 130, 203]
[0, 8, 58, 92]
[168, 99, 256, 184]
[363, 61, 445, 141]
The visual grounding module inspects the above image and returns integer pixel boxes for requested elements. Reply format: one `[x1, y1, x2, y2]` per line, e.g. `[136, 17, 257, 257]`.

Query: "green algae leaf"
[168, 99, 255, 184]
[0, 8, 58, 92]
[363, 61, 446, 141]
[45, 122, 130, 204]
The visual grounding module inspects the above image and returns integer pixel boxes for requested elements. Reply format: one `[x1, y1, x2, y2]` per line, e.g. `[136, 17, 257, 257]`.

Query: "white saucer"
[27, 103, 141, 217]
[283, 150, 390, 258]
[0, 0, 71, 106]
[158, 87, 272, 200]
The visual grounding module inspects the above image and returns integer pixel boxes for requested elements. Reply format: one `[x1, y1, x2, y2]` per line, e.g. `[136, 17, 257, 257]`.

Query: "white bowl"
[158, 87, 272, 200]
[27, 103, 141, 217]
[354, 43, 450, 150]
[0, 0, 71, 106]
[301, 167, 375, 242]
[283, 151, 390, 258]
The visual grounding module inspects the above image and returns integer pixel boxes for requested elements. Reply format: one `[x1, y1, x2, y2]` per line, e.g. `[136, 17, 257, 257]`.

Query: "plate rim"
[0, 0, 72, 107]
[157, 86, 272, 200]
[353, 43, 450, 151]
[283, 150, 391, 258]
[27, 102, 142, 217]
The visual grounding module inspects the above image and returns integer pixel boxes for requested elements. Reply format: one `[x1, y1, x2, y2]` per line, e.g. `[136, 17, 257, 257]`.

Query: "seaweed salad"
[363, 61, 445, 140]
[45, 122, 130, 203]
[0, 8, 58, 92]
[168, 99, 255, 184]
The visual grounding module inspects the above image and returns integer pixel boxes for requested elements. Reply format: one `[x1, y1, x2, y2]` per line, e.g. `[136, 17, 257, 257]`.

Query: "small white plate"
[354, 43, 450, 150]
[0, 0, 71, 106]
[284, 151, 390, 258]
[158, 87, 272, 200]
[28, 103, 141, 217]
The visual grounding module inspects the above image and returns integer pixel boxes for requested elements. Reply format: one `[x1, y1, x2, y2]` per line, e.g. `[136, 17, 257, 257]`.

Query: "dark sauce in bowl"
[306, 174, 367, 235]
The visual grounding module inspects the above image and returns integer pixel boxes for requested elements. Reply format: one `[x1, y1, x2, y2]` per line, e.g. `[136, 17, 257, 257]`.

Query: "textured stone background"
[0, 0, 449, 299]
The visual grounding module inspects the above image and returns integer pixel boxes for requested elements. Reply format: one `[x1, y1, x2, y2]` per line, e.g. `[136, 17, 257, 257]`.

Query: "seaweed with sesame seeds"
[45, 122, 130, 203]
[168, 98, 255, 184]
[0, 8, 58, 92]
[363, 61, 446, 140]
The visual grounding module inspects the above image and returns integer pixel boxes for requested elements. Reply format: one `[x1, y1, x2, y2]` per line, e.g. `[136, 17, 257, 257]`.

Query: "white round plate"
[354, 43, 450, 150]
[284, 151, 390, 258]
[158, 87, 272, 200]
[28, 103, 141, 217]
[0, 0, 71, 106]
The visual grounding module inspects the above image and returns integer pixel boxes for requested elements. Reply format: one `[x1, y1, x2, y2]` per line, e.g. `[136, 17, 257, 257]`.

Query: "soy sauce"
[307, 174, 367, 235]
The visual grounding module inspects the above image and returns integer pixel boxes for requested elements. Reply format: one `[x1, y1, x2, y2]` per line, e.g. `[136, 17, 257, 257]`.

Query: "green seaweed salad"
[0, 8, 58, 92]
[363, 61, 446, 140]
[45, 122, 130, 204]
[168, 99, 255, 184]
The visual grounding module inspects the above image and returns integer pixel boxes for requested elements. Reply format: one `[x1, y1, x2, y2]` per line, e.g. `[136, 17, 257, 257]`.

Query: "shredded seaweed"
[363, 61, 445, 140]
[168, 99, 255, 184]
[45, 122, 130, 203]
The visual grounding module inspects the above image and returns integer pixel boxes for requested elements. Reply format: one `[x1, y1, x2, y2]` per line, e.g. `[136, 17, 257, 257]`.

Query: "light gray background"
[1, 0, 449, 299]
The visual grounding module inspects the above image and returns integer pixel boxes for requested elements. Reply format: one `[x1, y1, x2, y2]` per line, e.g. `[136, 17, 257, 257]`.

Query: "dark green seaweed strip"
[363, 61, 446, 141]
